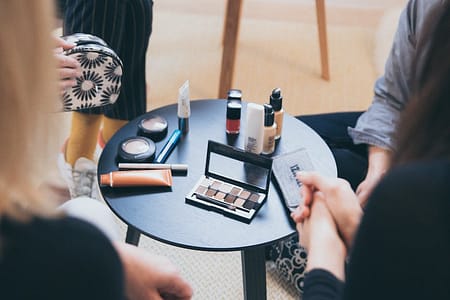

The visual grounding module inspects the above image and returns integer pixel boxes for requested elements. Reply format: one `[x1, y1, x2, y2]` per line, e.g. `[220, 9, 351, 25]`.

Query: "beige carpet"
[46, 1, 405, 299]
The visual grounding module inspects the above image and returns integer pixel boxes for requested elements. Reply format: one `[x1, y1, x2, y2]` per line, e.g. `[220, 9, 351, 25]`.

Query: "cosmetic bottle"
[178, 80, 190, 134]
[226, 89, 242, 134]
[270, 88, 284, 140]
[244, 103, 264, 154]
[262, 104, 276, 155]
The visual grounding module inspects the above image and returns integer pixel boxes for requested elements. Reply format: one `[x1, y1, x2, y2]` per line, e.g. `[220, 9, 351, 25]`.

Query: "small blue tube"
[154, 129, 182, 163]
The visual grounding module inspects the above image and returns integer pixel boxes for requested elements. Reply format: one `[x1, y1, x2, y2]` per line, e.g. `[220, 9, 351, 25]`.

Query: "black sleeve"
[303, 269, 344, 300]
[0, 216, 125, 300]
[342, 161, 450, 300]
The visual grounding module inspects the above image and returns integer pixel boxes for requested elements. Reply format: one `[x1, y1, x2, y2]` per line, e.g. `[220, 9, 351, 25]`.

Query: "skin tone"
[114, 242, 193, 300]
[53, 36, 81, 94]
[292, 171, 363, 250]
[356, 146, 391, 207]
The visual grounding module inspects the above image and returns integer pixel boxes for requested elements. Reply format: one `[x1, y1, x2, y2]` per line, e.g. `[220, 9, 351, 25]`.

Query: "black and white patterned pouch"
[61, 33, 123, 111]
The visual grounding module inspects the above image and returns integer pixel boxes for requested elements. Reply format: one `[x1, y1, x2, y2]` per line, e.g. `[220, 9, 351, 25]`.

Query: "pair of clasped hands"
[291, 172, 364, 280]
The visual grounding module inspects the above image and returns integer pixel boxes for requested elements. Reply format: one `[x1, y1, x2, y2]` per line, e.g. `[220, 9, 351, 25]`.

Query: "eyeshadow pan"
[243, 200, 256, 209]
[230, 187, 241, 196]
[239, 190, 251, 199]
[201, 178, 213, 187]
[249, 193, 260, 202]
[210, 181, 222, 190]
[206, 188, 217, 197]
[195, 185, 207, 195]
[215, 191, 226, 200]
[234, 198, 245, 207]
[224, 194, 236, 203]
[221, 183, 232, 193]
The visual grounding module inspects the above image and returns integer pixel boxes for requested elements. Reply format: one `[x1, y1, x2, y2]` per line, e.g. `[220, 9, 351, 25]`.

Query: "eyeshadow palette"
[186, 140, 272, 223]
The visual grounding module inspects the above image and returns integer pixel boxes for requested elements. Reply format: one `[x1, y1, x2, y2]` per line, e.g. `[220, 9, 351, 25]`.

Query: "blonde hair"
[0, 0, 60, 218]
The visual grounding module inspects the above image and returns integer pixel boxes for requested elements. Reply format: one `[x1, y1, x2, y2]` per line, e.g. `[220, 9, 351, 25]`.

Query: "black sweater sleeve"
[303, 269, 344, 300]
[0, 216, 125, 300]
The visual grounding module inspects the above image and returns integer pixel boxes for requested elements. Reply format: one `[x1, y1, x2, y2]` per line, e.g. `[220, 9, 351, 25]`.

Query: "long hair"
[0, 0, 60, 218]
[393, 3, 450, 165]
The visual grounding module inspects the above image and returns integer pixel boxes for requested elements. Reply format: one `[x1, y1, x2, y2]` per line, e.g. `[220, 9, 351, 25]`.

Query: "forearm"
[366, 146, 391, 179]
[306, 234, 347, 281]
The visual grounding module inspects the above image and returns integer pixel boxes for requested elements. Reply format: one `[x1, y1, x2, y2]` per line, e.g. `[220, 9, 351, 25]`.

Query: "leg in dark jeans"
[267, 112, 368, 294]
[297, 111, 368, 190]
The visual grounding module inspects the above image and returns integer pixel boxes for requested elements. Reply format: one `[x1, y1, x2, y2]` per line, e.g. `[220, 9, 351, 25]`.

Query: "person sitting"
[0, 1, 192, 299]
[292, 2, 450, 299]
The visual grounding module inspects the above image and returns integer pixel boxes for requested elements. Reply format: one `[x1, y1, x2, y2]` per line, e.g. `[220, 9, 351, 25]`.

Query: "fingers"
[297, 171, 331, 191]
[55, 53, 80, 70]
[53, 35, 76, 50]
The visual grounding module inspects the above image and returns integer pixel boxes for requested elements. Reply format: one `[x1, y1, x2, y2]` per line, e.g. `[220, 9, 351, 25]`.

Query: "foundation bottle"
[262, 104, 276, 155]
[244, 103, 264, 154]
[270, 88, 284, 140]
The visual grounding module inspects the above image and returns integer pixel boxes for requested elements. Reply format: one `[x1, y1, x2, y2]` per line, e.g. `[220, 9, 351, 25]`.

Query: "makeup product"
[226, 90, 242, 134]
[154, 129, 182, 163]
[100, 169, 172, 187]
[272, 148, 315, 212]
[138, 115, 168, 142]
[117, 136, 156, 163]
[186, 140, 272, 223]
[118, 163, 188, 172]
[262, 104, 276, 155]
[270, 88, 284, 140]
[178, 80, 190, 134]
[244, 103, 264, 154]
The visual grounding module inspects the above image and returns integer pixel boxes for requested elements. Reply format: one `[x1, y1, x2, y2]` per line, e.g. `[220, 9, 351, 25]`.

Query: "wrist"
[306, 230, 347, 281]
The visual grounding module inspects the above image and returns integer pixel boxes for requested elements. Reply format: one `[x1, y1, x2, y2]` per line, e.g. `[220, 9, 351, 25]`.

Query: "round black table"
[98, 99, 337, 300]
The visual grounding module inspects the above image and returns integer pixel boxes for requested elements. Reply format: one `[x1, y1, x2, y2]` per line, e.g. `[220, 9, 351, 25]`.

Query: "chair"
[218, 0, 330, 98]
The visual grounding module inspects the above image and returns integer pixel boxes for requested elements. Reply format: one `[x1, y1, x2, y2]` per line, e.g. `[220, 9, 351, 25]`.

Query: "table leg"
[241, 246, 267, 300]
[125, 225, 141, 245]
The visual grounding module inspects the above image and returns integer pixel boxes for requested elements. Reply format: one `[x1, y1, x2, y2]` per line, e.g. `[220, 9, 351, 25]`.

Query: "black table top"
[98, 99, 337, 251]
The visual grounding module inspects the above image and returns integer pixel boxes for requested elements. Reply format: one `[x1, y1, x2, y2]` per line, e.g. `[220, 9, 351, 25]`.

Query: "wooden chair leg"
[219, 0, 243, 98]
[315, 0, 330, 81]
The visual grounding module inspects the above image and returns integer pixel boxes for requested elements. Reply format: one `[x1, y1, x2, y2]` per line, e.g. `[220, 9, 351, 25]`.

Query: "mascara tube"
[154, 129, 182, 163]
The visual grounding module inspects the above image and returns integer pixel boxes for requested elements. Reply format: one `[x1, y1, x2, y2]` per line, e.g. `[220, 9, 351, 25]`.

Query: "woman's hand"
[293, 171, 363, 250]
[53, 36, 81, 94]
[293, 193, 347, 281]
[114, 242, 193, 300]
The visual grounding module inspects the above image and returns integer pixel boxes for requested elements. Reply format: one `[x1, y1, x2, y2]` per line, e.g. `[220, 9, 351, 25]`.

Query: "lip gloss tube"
[100, 170, 173, 187]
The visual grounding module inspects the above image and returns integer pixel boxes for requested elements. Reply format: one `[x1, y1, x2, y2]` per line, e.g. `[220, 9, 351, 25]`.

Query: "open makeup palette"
[186, 140, 273, 223]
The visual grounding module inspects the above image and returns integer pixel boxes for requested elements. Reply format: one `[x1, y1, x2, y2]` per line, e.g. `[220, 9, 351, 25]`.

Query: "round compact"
[117, 136, 156, 163]
[138, 115, 168, 141]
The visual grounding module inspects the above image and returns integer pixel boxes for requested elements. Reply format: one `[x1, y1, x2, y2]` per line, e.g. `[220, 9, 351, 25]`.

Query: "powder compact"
[138, 115, 168, 142]
[186, 140, 273, 223]
[117, 136, 156, 163]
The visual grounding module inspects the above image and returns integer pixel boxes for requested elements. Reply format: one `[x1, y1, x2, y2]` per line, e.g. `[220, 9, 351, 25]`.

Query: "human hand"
[114, 242, 193, 300]
[53, 36, 81, 94]
[293, 193, 347, 281]
[356, 146, 391, 207]
[293, 171, 363, 250]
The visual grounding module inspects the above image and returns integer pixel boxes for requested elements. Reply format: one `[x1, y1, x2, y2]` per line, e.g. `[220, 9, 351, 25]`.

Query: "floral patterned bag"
[61, 33, 123, 111]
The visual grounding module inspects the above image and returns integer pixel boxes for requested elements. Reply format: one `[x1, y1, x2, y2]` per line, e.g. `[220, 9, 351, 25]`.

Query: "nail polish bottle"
[244, 103, 264, 154]
[270, 88, 284, 140]
[226, 89, 242, 134]
[262, 104, 276, 155]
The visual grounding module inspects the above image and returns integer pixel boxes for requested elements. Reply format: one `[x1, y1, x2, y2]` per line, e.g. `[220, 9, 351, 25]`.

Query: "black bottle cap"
[227, 101, 241, 120]
[227, 89, 242, 101]
[264, 104, 274, 126]
[269, 88, 283, 111]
